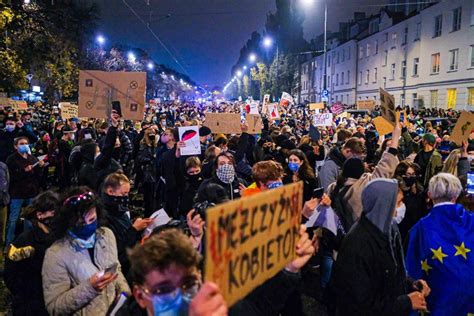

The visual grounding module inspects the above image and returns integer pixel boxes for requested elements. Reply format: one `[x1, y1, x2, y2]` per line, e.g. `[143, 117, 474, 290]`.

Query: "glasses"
[63, 192, 95, 206]
[141, 277, 201, 302]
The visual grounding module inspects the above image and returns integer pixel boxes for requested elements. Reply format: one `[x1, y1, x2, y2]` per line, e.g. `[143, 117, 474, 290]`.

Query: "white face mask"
[394, 203, 406, 224]
[467, 155, 474, 164]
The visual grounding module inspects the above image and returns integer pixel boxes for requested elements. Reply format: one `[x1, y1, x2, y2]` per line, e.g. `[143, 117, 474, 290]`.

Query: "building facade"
[300, 0, 474, 109]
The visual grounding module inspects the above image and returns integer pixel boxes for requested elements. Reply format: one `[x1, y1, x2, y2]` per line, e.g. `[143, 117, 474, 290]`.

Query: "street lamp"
[127, 52, 136, 63]
[263, 36, 273, 48]
[248, 54, 257, 63]
[243, 65, 247, 70]
[96, 35, 105, 46]
[236, 70, 243, 77]
[300, 0, 314, 7]
[147, 62, 154, 70]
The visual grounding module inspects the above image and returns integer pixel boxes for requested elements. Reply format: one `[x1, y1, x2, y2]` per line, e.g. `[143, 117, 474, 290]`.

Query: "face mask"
[18, 144, 30, 154]
[5, 124, 15, 132]
[71, 220, 97, 240]
[468, 155, 474, 164]
[403, 176, 416, 187]
[149, 134, 156, 142]
[70, 134, 75, 141]
[161, 135, 170, 144]
[288, 162, 300, 173]
[394, 203, 406, 224]
[39, 217, 54, 228]
[152, 289, 188, 316]
[43, 134, 51, 142]
[103, 193, 129, 208]
[206, 136, 212, 143]
[187, 173, 202, 182]
[267, 181, 283, 190]
[216, 164, 235, 184]
[161, 121, 167, 127]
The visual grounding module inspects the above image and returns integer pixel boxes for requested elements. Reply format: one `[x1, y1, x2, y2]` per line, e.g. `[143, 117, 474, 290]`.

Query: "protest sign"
[178, 126, 201, 156]
[309, 102, 324, 110]
[267, 103, 280, 120]
[205, 182, 303, 306]
[249, 101, 259, 114]
[246, 114, 263, 134]
[78, 70, 146, 120]
[373, 116, 394, 136]
[263, 94, 270, 106]
[450, 111, 474, 145]
[204, 113, 241, 134]
[313, 113, 333, 126]
[357, 100, 376, 111]
[59, 102, 78, 120]
[379, 88, 396, 126]
[330, 103, 344, 115]
[280, 92, 293, 108]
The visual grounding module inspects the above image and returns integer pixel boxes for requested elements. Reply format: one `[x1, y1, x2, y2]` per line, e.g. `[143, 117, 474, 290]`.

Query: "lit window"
[431, 53, 440, 74]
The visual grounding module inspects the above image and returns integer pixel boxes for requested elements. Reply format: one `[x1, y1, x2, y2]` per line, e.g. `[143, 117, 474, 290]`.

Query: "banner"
[379, 88, 396, 126]
[309, 102, 324, 110]
[330, 103, 344, 115]
[178, 126, 201, 156]
[78, 70, 146, 120]
[357, 100, 376, 111]
[450, 111, 474, 145]
[313, 113, 333, 126]
[205, 182, 303, 306]
[204, 113, 241, 134]
[267, 103, 280, 120]
[59, 102, 78, 120]
[246, 114, 263, 134]
[280, 92, 293, 108]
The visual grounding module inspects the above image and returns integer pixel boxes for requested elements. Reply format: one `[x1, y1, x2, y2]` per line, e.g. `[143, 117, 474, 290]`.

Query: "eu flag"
[406, 203, 474, 315]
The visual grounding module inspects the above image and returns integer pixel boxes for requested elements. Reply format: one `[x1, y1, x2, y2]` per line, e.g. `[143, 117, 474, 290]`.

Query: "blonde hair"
[441, 149, 460, 176]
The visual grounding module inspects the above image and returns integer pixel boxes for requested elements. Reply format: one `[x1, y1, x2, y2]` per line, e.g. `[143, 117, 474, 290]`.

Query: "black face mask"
[103, 193, 129, 208]
[403, 176, 416, 187]
[187, 173, 202, 183]
[39, 217, 54, 228]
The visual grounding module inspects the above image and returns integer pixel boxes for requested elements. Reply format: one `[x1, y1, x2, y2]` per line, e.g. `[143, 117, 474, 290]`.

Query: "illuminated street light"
[96, 35, 106, 46]
[248, 53, 257, 63]
[147, 62, 154, 70]
[300, 0, 314, 7]
[236, 70, 243, 77]
[127, 52, 136, 63]
[243, 65, 247, 70]
[263, 36, 273, 48]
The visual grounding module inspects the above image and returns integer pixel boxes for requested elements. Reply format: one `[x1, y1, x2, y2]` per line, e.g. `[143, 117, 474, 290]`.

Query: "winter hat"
[342, 158, 365, 179]
[199, 126, 212, 137]
[280, 139, 296, 150]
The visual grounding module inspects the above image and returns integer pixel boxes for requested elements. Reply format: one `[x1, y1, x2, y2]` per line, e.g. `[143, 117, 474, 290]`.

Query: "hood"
[328, 147, 346, 167]
[362, 178, 398, 237]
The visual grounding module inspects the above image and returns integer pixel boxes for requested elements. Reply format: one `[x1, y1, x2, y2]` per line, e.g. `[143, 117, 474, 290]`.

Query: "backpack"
[0, 162, 10, 206]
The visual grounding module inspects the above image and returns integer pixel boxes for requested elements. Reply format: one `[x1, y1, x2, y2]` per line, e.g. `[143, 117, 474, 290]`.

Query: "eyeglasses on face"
[141, 276, 201, 301]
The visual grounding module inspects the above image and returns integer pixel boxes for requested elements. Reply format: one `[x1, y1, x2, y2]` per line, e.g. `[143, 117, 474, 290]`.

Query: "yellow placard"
[309, 102, 325, 110]
[59, 102, 78, 120]
[78, 70, 146, 120]
[373, 116, 394, 136]
[356, 100, 376, 111]
[246, 114, 263, 134]
[204, 182, 303, 306]
[204, 113, 241, 134]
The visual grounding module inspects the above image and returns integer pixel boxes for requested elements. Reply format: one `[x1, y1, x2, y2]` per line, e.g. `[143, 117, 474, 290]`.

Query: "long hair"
[51, 186, 105, 240]
[288, 149, 315, 180]
[442, 149, 460, 176]
[394, 160, 423, 193]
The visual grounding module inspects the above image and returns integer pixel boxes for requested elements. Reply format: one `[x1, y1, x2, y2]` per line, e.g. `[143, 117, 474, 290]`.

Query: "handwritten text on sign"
[205, 182, 302, 306]
[313, 113, 333, 126]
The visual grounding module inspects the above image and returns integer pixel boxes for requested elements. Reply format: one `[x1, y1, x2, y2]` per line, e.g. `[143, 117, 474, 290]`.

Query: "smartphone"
[467, 172, 474, 194]
[312, 187, 325, 199]
[111, 101, 122, 117]
[104, 262, 118, 275]
[399, 112, 404, 123]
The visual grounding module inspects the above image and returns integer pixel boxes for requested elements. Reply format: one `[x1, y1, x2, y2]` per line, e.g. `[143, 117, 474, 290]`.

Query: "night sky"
[96, 0, 388, 87]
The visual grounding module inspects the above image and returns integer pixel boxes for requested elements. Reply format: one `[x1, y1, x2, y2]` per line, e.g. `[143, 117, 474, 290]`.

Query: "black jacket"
[6, 152, 41, 199]
[4, 224, 53, 316]
[94, 126, 122, 190]
[329, 215, 412, 316]
[196, 175, 245, 203]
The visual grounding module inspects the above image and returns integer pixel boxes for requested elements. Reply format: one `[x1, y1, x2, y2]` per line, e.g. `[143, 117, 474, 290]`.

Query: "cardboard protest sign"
[246, 114, 263, 134]
[309, 102, 324, 110]
[249, 101, 259, 114]
[280, 92, 293, 108]
[267, 103, 280, 120]
[78, 70, 146, 120]
[59, 102, 78, 120]
[357, 100, 376, 111]
[204, 113, 241, 134]
[313, 113, 333, 126]
[205, 182, 303, 306]
[178, 126, 201, 156]
[379, 88, 396, 126]
[450, 111, 474, 145]
[373, 116, 394, 136]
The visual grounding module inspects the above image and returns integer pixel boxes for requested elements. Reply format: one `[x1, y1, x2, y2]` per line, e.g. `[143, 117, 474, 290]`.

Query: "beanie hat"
[199, 126, 212, 137]
[422, 133, 436, 145]
[342, 158, 365, 179]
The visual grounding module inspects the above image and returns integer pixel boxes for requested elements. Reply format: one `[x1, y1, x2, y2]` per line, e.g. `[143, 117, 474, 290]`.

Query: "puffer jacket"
[328, 149, 399, 222]
[42, 227, 130, 316]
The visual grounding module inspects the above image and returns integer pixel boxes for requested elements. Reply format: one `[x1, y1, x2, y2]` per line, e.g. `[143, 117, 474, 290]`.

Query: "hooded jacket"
[330, 179, 412, 316]
[319, 146, 346, 191]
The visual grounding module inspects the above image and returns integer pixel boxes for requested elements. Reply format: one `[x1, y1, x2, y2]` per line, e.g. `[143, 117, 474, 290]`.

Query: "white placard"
[179, 126, 201, 156]
[313, 113, 333, 126]
[249, 101, 259, 114]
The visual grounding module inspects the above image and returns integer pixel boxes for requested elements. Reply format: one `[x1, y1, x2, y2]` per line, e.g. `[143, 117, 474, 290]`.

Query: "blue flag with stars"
[406, 204, 474, 315]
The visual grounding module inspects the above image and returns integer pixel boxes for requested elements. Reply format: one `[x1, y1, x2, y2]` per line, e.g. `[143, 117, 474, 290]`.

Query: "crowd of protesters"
[0, 99, 472, 315]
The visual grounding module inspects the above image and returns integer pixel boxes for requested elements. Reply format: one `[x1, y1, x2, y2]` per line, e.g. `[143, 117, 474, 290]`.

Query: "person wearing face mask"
[179, 157, 204, 217]
[0, 117, 38, 163]
[5, 137, 45, 248]
[102, 173, 152, 276]
[414, 133, 443, 187]
[55, 125, 75, 188]
[329, 178, 431, 315]
[242, 160, 284, 197]
[4, 191, 58, 316]
[198, 126, 212, 161]
[196, 152, 247, 203]
[393, 161, 427, 243]
[137, 126, 160, 216]
[284, 149, 318, 203]
[42, 187, 130, 315]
